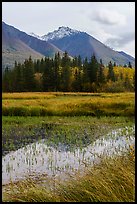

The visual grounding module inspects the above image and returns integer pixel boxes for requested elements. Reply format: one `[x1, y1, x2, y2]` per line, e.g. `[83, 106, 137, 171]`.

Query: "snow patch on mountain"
[28, 32, 43, 40]
[41, 26, 81, 41]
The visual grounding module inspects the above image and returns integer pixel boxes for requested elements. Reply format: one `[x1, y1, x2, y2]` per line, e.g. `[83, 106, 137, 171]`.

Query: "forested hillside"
[2, 52, 135, 93]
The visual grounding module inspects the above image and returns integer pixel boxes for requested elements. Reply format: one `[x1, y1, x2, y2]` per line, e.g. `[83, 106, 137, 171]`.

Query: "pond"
[2, 125, 135, 185]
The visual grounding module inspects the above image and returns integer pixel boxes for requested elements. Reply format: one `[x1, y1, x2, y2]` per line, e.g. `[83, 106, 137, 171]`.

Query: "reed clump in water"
[3, 149, 135, 202]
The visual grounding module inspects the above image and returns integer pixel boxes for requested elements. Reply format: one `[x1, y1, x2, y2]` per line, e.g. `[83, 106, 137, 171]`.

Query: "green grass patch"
[2, 116, 135, 156]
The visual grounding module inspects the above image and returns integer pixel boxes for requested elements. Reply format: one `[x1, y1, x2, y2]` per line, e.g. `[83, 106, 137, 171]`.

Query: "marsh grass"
[2, 151, 135, 202]
[2, 92, 135, 202]
[2, 116, 134, 156]
[2, 92, 135, 116]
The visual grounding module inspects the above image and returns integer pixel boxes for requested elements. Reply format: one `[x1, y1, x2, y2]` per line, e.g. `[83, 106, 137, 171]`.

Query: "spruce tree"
[82, 57, 89, 84]
[97, 59, 105, 84]
[77, 55, 82, 68]
[23, 56, 36, 91]
[72, 56, 78, 67]
[88, 54, 99, 83]
[128, 61, 132, 68]
[54, 52, 61, 91]
[113, 62, 116, 67]
[42, 57, 55, 91]
[72, 68, 82, 91]
[2, 66, 12, 92]
[108, 61, 115, 82]
[60, 51, 71, 91]
[13, 62, 24, 92]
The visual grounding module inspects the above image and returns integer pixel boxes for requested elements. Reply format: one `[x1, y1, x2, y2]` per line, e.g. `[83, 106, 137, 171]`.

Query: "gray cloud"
[105, 32, 135, 49]
[93, 9, 126, 26]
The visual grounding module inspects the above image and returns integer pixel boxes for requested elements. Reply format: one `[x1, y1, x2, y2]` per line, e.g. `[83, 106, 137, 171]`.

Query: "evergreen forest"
[2, 52, 135, 93]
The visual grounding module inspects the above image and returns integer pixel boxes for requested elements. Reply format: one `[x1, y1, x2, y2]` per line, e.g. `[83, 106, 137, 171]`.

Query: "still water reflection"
[2, 126, 135, 185]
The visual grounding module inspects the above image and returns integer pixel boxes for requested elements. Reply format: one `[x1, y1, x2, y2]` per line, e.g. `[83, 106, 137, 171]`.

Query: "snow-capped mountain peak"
[28, 32, 43, 40]
[41, 26, 81, 41]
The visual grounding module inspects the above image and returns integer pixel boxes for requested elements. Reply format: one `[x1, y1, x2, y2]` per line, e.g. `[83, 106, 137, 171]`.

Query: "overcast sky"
[2, 2, 135, 57]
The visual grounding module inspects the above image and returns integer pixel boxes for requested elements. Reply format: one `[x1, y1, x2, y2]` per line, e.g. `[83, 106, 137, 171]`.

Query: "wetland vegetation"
[3, 152, 135, 202]
[2, 92, 135, 116]
[2, 92, 135, 202]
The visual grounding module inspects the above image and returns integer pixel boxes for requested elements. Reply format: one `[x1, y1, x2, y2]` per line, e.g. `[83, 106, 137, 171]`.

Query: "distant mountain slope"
[2, 23, 135, 69]
[2, 22, 64, 69]
[118, 51, 135, 64]
[2, 25, 44, 70]
[42, 26, 135, 67]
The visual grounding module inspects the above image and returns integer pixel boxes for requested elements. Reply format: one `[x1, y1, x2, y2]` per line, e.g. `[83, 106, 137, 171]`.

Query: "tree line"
[2, 52, 134, 92]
